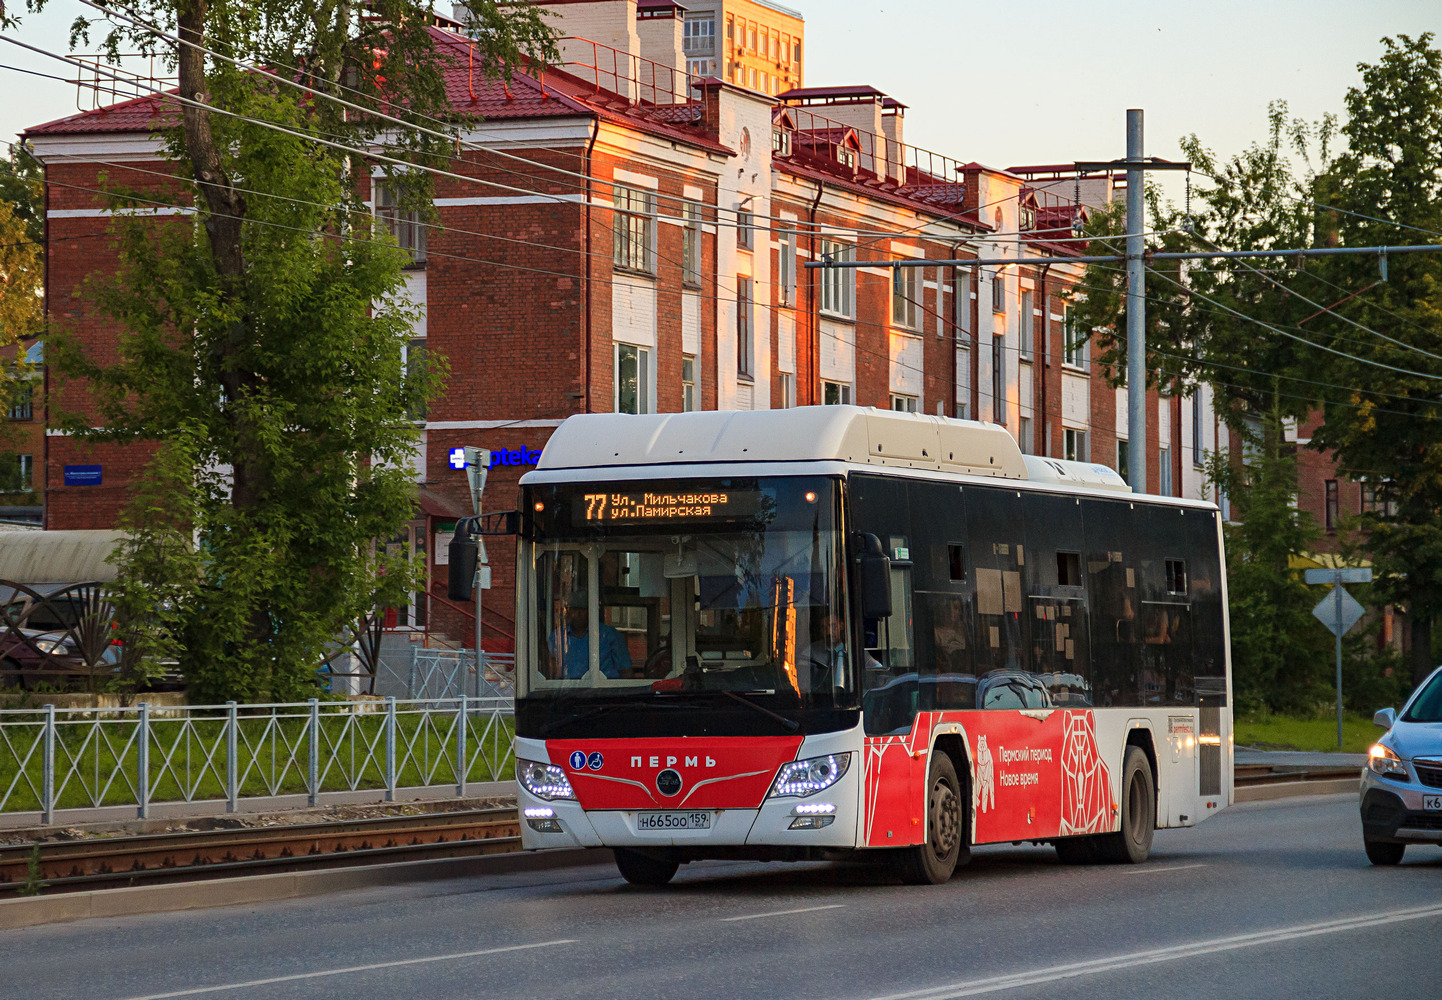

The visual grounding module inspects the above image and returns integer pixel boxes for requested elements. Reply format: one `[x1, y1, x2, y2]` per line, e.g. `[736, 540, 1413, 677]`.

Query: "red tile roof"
[27, 26, 731, 157]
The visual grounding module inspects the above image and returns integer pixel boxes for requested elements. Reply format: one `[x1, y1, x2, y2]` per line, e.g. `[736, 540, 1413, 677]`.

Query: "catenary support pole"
[1336, 585, 1345, 750]
[1126, 109, 1146, 493]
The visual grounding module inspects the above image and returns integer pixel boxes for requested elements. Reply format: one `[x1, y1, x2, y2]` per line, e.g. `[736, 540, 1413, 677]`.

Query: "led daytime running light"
[523, 807, 556, 818]
[793, 802, 836, 815]
[518, 760, 576, 801]
[769, 753, 851, 798]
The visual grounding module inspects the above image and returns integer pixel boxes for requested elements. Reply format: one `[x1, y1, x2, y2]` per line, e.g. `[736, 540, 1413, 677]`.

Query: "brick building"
[22, 0, 1219, 654]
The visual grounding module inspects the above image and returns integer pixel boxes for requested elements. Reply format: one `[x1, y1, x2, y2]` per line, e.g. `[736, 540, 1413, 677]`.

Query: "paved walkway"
[0, 780, 515, 837]
[1236, 749, 1367, 768]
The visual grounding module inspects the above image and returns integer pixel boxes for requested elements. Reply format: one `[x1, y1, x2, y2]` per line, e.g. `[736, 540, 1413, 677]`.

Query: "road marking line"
[722, 903, 846, 922]
[1120, 863, 1209, 875]
[115, 939, 576, 1000]
[864, 903, 1442, 1000]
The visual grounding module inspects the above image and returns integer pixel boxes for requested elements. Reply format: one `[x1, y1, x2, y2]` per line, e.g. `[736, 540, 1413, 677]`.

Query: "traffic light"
[448, 517, 478, 601]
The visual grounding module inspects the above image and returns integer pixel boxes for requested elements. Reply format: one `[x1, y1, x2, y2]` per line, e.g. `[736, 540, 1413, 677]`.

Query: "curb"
[0, 847, 613, 931]
[1234, 777, 1359, 803]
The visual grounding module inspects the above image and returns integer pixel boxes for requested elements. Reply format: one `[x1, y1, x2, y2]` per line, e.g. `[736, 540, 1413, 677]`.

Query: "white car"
[1360, 665, 1442, 865]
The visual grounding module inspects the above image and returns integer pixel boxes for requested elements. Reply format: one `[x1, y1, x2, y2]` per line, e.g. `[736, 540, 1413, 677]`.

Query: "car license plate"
[1424, 795, 1442, 812]
[636, 811, 712, 831]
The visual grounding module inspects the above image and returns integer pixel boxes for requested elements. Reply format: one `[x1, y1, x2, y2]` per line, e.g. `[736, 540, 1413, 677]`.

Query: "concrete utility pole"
[1125, 109, 1147, 493]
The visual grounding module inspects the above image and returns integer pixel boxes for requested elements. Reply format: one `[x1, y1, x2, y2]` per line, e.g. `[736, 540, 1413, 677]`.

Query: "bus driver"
[551, 590, 633, 679]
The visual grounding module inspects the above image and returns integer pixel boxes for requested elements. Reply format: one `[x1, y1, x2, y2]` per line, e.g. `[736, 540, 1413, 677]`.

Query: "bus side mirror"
[857, 533, 893, 620]
[448, 519, 479, 601]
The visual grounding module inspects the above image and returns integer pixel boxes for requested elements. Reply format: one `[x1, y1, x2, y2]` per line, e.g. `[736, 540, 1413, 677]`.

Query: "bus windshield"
[518, 477, 852, 713]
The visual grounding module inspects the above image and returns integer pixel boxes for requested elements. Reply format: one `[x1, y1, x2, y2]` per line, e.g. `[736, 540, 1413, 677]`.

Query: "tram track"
[0, 766, 1357, 897]
[0, 807, 521, 896]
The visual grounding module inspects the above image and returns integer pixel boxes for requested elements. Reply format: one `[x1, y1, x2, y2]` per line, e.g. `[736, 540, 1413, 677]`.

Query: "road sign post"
[464, 447, 491, 696]
[1306, 568, 1373, 749]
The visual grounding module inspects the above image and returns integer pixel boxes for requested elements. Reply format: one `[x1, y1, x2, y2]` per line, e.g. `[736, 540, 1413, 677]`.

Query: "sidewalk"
[0, 780, 516, 838]
[1236, 749, 1367, 768]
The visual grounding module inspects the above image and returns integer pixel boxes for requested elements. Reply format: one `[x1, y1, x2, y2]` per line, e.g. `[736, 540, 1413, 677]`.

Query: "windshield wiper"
[717, 690, 800, 733]
[539, 704, 615, 737]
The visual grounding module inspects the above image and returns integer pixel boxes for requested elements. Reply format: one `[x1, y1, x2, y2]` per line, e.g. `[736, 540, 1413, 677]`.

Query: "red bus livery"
[513, 407, 1232, 885]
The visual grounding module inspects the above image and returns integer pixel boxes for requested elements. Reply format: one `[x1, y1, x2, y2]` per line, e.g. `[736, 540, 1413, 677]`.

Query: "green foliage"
[1305, 33, 1442, 686]
[13, 1, 556, 702]
[17, 843, 46, 896]
[0, 144, 43, 245]
[1208, 404, 1330, 714]
[1234, 712, 1378, 755]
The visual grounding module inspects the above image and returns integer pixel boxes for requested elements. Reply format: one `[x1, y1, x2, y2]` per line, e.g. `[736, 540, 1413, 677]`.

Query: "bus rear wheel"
[896, 753, 965, 885]
[614, 848, 680, 886]
[1097, 745, 1155, 864]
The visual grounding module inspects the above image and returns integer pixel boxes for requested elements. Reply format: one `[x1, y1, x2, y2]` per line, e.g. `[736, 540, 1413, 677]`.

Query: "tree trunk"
[1409, 614, 1433, 687]
[177, 2, 272, 666]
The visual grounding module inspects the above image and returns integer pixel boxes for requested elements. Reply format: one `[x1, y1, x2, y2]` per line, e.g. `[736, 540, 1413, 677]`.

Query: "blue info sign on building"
[63, 464, 103, 486]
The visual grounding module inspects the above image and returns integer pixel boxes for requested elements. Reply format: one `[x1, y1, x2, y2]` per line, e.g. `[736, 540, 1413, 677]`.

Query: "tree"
[1206, 401, 1330, 714]
[1307, 33, 1442, 687]
[0, 143, 44, 246]
[4, 1, 556, 700]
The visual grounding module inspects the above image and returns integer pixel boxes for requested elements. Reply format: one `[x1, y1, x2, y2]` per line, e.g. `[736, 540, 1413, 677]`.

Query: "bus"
[509, 406, 1232, 885]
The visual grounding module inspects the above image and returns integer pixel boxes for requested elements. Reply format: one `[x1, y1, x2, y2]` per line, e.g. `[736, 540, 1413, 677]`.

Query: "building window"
[991, 335, 1005, 423]
[8, 386, 32, 421]
[819, 240, 854, 318]
[616, 344, 650, 414]
[892, 265, 923, 330]
[683, 15, 715, 55]
[991, 273, 1006, 314]
[778, 226, 796, 306]
[682, 355, 697, 411]
[373, 179, 427, 265]
[822, 381, 851, 405]
[1020, 205, 1036, 231]
[612, 184, 655, 274]
[1117, 439, 1130, 484]
[1019, 415, 1032, 454]
[736, 206, 753, 250]
[405, 339, 427, 421]
[3, 454, 33, 493]
[1362, 482, 1396, 518]
[1064, 428, 1087, 462]
[682, 201, 703, 288]
[772, 128, 793, 157]
[736, 276, 753, 378]
[1325, 479, 1339, 529]
[1165, 559, 1188, 595]
[685, 58, 715, 77]
[1192, 391, 1205, 467]
[780, 372, 796, 408]
[1019, 290, 1033, 362]
[837, 145, 858, 170]
[891, 394, 917, 413]
[1159, 446, 1172, 496]
[1063, 305, 1086, 368]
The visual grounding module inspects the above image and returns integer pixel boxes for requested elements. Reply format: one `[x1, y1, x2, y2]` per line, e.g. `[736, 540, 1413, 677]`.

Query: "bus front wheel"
[896, 753, 965, 885]
[614, 848, 680, 887]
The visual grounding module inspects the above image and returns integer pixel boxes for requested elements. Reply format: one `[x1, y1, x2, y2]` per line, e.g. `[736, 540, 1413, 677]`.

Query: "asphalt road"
[4, 792, 1439, 1000]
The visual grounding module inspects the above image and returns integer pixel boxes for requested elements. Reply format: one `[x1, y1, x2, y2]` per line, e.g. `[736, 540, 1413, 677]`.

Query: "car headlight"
[769, 753, 851, 798]
[33, 638, 67, 655]
[517, 759, 576, 801]
[1368, 744, 1408, 779]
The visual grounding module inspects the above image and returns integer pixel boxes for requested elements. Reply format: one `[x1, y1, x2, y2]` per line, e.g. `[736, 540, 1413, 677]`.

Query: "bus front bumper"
[517, 783, 860, 851]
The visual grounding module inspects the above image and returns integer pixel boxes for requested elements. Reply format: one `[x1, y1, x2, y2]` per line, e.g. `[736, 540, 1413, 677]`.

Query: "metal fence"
[374, 647, 516, 700]
[0, 697, 516, 824]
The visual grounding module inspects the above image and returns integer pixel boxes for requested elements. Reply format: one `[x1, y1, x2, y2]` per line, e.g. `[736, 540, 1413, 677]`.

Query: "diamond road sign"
[1313, 585, 1365, 637]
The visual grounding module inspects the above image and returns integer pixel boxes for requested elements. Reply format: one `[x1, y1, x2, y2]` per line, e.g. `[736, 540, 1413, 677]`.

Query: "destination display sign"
[575, 489, 763, 523]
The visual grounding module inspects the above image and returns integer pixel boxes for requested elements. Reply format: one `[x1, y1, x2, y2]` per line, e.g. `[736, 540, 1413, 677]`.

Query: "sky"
[2, 0, 1438, 186]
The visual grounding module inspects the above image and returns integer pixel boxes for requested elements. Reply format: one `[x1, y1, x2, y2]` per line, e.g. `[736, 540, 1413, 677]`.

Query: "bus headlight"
[1368, 744, 1408, 779]
[518, 760, 576, 800]
[768, 753, 851, 798]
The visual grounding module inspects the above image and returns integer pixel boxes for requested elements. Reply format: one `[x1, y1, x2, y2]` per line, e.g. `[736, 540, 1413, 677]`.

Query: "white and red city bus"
[512, 407, 1232, 885]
